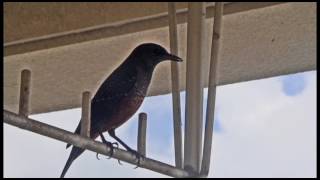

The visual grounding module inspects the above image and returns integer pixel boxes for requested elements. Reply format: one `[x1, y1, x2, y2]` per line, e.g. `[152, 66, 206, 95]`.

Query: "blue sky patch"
[281, 73, 307, 96]
[213, 116, 223, 133]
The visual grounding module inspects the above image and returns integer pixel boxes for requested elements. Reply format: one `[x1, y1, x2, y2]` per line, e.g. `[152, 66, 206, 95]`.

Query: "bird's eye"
[153, 48, 162, 56]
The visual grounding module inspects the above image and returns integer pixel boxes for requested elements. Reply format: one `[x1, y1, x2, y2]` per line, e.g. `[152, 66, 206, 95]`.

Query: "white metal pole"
[201, 2, 224, 176]
[184, 2, 206, 174]
[168, 2, 183, 169]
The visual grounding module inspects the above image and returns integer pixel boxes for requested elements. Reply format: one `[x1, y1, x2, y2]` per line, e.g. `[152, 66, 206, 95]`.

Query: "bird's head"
[130, 43, 183, 69]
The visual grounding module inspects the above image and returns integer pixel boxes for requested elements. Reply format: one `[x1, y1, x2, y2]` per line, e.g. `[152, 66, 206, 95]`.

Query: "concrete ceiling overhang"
[3, 2, 316, 115]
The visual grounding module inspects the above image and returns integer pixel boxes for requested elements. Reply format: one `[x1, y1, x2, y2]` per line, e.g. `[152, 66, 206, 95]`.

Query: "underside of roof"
[3, 2, 316, 115]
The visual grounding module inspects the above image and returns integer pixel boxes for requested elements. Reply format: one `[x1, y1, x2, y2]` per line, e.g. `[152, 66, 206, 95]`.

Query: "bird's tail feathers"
[66, 122, 81, 149]
[60, 146, 85, 178]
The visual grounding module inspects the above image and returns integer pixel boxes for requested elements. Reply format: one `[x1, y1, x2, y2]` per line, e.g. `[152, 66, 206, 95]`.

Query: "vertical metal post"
[80, 91, 91, 137]
[168, 2, 183, 169]
[19, 69, 31, 117]
[184, 2, 206, 174]
[137, 112, 147, 156]
[201, 2, 224, 176]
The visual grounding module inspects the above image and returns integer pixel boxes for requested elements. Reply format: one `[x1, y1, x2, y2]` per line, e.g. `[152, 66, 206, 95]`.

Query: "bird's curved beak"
[163, 53, 183, 62]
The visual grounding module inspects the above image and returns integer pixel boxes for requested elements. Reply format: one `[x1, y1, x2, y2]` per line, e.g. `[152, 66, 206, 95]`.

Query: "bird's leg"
[108, 129, 144, 168]
[97, 132, 120, 163]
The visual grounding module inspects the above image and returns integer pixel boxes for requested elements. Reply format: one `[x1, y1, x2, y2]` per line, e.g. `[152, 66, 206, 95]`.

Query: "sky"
[3, 70, 316, 178]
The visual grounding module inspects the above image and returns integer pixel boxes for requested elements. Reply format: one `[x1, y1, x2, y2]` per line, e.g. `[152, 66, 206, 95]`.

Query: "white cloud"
[209, 71, 316, 178]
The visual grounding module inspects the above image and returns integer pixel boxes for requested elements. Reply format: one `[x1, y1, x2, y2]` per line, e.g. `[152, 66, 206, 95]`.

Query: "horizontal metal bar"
[4, 2, 286, 56]
[3, 110, 194, 178]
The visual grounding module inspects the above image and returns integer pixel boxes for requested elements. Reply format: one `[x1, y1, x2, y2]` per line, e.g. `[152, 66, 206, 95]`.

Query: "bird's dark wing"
[90, 62, 138, 124]
[66, 61, 138, 149]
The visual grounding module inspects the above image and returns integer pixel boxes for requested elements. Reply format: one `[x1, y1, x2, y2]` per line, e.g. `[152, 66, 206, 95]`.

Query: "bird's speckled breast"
[104, 66, 152, 130]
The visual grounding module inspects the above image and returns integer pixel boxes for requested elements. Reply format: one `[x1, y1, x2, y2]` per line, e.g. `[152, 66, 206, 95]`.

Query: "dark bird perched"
[60, 43, 183, 178]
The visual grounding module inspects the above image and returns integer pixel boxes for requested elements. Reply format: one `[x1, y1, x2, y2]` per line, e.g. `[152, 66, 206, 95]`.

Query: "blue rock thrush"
[60, 43, 183, 177]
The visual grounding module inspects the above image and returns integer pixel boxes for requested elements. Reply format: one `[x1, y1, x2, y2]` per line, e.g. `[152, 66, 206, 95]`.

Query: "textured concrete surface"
[3, 3, 316, 114]
[4, 2, 282, 56]
[4, 2, 189, 43]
